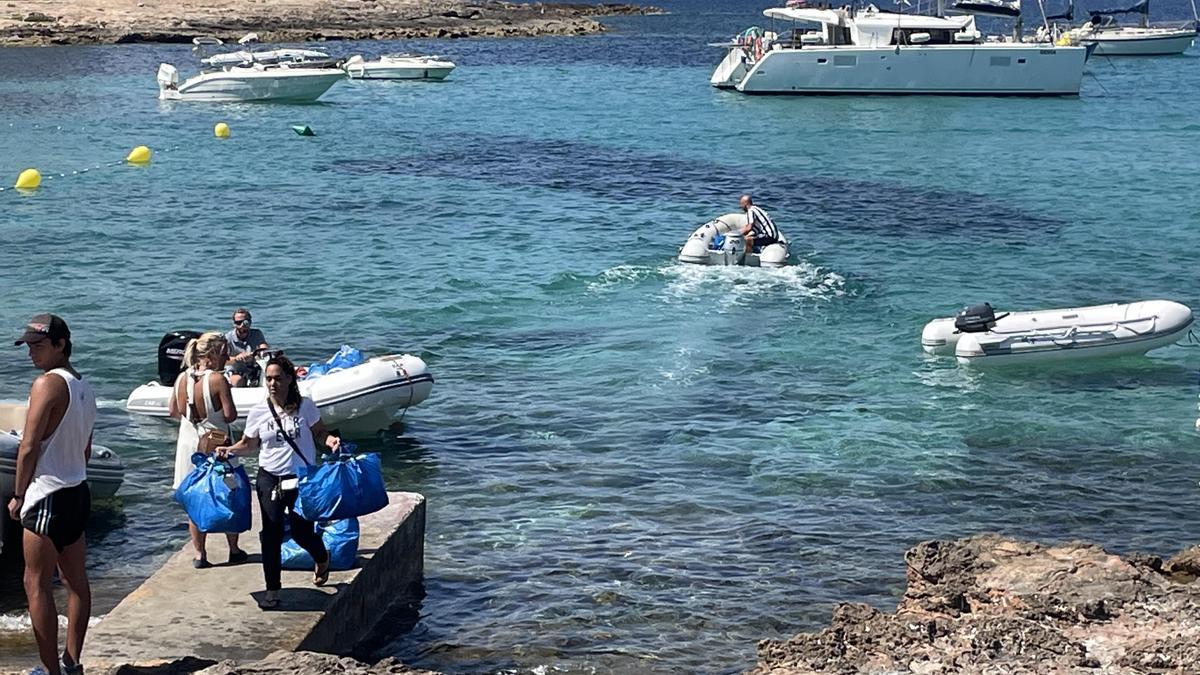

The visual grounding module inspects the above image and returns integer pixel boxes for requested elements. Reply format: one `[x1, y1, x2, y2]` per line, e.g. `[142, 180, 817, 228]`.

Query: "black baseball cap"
[14, 313, 71, 346]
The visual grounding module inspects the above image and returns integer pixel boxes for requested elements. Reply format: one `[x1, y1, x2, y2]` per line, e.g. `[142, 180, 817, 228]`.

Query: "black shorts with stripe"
[20, 483, 90, 552]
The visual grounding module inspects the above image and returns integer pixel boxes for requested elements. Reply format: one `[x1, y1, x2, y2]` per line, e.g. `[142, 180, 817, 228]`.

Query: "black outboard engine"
[954, 303, 1004, 333]
[158, 330, 202, 384]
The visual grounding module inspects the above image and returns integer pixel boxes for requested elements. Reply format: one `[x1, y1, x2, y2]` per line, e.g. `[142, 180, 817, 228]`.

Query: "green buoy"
[291, 125, 315, 136]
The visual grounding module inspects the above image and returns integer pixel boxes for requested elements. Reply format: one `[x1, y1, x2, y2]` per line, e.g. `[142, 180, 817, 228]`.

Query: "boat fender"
[953, 302, 1009, 333]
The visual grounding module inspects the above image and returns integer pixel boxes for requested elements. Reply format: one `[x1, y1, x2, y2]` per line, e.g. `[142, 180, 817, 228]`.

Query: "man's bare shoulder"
[28, 371, 70, 403]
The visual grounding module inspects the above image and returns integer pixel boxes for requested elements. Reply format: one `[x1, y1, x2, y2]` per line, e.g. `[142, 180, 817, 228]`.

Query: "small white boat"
[1055, 0, 1198, 55]
[922, 300, 1194, 366]
[343, 54, 456, 80]
[125, 353, 434, 426]
[677, 213, 790, 267]
[157, 62, 344, 102]
[0, 404, 124, 501]
[1071, 23, 1197, 55]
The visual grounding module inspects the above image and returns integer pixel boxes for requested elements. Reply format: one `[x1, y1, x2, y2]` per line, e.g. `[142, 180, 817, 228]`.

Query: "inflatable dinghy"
[125, 333, 434, 425]
[0, 404, 124, 500]
[922, 300, 1193, 366]
[678, 213, 790, 267]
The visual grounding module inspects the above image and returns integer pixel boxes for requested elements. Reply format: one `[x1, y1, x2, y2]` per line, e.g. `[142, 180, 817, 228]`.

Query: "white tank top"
[21, 368, 97, 518]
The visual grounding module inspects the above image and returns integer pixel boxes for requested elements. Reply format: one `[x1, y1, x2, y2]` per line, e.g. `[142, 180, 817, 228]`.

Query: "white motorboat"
[343, 54, 457, 80]
[921, 300, 1194, 366]
[0, 404, 124, 501]
[1055, 0, 1197, 55]
[678, 213, 790, 267]
[125, 345, 434, 426]
[157, 63, 344, 102]
[710, 3, 1088, 95]
[158, 33, 345, 102]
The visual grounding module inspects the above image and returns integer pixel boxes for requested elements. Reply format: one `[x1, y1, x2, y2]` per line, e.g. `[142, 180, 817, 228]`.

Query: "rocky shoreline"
[751, 535, 1200, 674]
[96, 536, 1200, 674]
[0, 0, 661, 46]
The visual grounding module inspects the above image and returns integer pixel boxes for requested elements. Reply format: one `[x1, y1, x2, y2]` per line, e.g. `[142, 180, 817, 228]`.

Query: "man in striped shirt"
[739, 195, 781, 252]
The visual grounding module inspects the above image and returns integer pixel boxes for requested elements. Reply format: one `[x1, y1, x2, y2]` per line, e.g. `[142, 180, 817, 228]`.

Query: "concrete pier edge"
[82, 491, 425, 670]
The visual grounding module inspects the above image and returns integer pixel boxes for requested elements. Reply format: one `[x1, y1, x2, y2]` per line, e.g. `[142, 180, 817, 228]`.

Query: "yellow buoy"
[14, 168, 41, 190]
[214, 122, 231, 139]
[126, 145, 152, 164]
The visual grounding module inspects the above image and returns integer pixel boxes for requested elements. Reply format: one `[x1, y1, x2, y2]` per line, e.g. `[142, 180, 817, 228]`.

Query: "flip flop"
[313, 557, 331, 586]
[258, 591, 280, 610]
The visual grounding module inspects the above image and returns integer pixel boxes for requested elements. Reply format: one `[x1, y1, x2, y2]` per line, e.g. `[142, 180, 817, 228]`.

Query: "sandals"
[313, 556, 331, 587]
[258, 590, 280, 610]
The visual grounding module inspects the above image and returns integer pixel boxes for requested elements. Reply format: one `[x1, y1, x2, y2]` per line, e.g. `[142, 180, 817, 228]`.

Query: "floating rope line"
[0, 145, 182, 193]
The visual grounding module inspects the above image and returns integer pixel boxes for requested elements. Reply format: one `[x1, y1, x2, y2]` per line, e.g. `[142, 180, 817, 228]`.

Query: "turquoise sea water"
[1, 0, 1200, 671]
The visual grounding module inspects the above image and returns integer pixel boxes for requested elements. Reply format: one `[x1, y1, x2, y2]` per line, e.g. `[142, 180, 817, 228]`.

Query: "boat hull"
[161, 68, 344, 102]
[921, 300, 1194, 366]
[1083, 30, 1197, 56]
[0, 433, 125, 500]
[347, 65, 455, 80]
[716, 44, 1088, 95]
[125, 353, 434, 425]
[344, 55, 456, 80]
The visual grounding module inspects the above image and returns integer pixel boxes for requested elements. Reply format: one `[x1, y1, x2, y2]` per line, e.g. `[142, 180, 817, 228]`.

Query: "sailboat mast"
[1036, 0, 1052, 36]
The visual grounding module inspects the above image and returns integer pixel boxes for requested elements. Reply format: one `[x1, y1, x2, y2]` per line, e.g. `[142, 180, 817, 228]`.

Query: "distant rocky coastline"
[751, 535, 1200, 674]
[0, 0, 662, 46]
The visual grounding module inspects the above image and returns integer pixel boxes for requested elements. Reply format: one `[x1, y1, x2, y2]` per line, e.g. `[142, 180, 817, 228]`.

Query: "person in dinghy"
[225, 307, 269, 388]
[739, 194, 782, 253]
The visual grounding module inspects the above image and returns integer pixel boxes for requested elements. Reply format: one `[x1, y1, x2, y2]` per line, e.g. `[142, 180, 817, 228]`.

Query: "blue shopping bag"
[295, 449, 388, 522]
[281, 518, 360, 570]
[174, 453, 252, 533]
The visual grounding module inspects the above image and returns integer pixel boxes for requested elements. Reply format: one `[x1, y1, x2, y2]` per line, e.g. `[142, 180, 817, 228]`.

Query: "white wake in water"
[0, 613, 102, 633]
[658, 259, 847, 307]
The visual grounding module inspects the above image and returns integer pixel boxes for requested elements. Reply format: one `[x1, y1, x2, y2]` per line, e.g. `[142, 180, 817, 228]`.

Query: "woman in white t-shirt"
[215, 355, 340, 609]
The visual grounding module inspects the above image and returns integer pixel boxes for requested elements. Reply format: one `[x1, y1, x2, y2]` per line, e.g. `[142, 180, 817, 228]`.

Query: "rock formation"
[751, 535, 1200, 674]
[0, 0, 662, 46]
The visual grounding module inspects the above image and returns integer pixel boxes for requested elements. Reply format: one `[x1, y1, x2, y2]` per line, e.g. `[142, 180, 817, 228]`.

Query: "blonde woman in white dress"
[168, 331, 248, 568]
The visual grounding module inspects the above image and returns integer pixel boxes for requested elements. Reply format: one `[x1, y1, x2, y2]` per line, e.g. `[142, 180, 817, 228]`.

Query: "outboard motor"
[157, 63, 179, 91]
[158, 330, 202, 384]
[954, 303, 1003, 333]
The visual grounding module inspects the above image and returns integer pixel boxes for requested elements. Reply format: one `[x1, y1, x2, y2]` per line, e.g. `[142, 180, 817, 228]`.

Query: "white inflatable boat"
[922, 300, 1194, 366]
[677, 213, 790, 268]
[125, 352, 434, 426]
[0, 404, 124, 501]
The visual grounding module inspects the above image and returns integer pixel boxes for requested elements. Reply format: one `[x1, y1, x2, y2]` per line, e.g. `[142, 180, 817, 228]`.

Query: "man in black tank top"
[10, 314, 93, 675]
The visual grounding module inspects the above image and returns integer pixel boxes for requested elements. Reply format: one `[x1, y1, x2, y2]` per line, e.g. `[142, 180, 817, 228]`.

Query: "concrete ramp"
[83, 492, 425, 670]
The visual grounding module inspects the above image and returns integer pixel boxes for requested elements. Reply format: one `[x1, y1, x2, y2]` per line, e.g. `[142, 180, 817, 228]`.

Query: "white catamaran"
[711, 0, 1090, 95]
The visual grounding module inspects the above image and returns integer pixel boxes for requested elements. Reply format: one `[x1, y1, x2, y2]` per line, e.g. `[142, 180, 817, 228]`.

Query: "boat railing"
[985, 314, 1160, 343]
